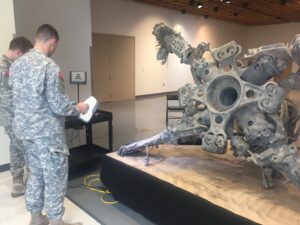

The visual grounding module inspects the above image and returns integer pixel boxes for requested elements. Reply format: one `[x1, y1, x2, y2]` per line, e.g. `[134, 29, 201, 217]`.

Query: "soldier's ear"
[13, 49, 23, 59]
[49, 38, 57, 45]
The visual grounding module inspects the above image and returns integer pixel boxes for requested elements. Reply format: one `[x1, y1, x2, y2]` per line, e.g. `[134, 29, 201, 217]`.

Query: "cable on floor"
[83, 174, 118, 205]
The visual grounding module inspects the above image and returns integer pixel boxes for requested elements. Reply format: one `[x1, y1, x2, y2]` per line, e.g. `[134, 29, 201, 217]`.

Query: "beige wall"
[0, 0, 15, 53]
[91, 0, 248, 96]
[0, 0, 15, 166]
[13, 0, 92, 102]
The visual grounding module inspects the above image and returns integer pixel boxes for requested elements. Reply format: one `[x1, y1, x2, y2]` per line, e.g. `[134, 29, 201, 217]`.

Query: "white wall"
[13, 0, 92, 102]
[0, 0, 16, 166]
[91, 0, 248, 96]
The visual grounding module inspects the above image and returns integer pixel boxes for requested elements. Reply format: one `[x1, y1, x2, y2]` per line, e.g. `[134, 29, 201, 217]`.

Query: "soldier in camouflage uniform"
[0, 37, 33, 197]
[10, 24, 88, 225]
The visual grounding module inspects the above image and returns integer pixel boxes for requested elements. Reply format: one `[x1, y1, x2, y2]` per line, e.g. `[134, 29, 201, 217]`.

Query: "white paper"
[79, 96, 99, 123]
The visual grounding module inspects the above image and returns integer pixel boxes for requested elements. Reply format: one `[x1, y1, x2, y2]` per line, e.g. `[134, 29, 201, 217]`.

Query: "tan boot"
[11, 175, 25, 198]
[29, 212, 49, 225]
[50, 219, 82, 225]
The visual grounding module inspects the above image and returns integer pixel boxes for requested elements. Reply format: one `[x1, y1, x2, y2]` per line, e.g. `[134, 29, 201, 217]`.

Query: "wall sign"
[70, 71, 87, 84]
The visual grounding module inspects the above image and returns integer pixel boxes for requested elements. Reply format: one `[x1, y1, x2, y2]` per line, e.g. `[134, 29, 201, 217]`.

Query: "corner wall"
[0, 0, 16, 167]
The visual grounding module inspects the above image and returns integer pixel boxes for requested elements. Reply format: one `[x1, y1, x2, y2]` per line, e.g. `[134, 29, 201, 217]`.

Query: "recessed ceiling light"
[226, 0, 231, 3]
[197, 3, 203, 8]
[280, 0, 286, 5]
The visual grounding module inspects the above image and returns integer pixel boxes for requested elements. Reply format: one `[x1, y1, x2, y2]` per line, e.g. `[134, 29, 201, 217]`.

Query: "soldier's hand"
[76, 102, 89, 114]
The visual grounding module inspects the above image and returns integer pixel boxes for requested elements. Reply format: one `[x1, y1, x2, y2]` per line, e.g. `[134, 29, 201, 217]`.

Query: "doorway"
[91, 33, 135, 102]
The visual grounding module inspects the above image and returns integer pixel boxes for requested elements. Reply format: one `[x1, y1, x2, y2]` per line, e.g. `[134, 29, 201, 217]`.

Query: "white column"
[0, 0, 16, 167]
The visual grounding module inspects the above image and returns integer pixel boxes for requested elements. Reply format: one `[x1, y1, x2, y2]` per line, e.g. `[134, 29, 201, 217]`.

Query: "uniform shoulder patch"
[59, 71, 64, 81]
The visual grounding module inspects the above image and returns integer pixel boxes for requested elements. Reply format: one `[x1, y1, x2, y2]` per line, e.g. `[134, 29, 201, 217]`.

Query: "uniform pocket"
[44, 150, 68, 178]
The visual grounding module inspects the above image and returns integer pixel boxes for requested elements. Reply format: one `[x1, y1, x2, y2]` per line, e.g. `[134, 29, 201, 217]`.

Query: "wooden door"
[91, 34, 110, 102]
[91, 33, 135, 102]
[110, 35, 135, 101]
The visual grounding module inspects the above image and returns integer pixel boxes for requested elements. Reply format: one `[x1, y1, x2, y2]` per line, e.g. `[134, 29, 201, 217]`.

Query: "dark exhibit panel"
[101, 146, 300, 225]
[101, 156, 258, 225]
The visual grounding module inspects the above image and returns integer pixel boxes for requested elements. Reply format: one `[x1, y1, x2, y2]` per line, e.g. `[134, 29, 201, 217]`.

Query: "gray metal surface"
[119, 23, 300, 189]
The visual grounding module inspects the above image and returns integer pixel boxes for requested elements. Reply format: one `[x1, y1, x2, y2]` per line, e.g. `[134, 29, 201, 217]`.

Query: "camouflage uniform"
[0, 54, 25, 178]
[10, 49, 79, 219]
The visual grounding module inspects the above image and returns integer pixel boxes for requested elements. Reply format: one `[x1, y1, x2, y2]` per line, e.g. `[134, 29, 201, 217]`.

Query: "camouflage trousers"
[4, 126, 25, 178]
[23, 137, 69, 220]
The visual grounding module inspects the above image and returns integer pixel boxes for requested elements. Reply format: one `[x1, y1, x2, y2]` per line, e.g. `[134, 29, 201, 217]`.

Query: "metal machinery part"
[119, 23, 300, 189]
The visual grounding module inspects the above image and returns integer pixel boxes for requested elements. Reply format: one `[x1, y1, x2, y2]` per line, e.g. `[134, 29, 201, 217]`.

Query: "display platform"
[101, 145, 300, 225]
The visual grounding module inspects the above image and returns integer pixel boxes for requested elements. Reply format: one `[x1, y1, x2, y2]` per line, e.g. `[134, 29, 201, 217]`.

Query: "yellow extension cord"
[83, 174, 118, 205]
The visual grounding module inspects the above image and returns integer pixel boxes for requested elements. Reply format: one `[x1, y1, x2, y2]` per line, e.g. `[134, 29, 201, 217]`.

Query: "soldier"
[0, 36, 33, 197]
[10, 24, 88, 225]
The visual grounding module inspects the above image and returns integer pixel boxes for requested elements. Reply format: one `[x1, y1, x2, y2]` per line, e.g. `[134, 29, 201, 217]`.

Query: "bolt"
[198, 90, 204, 97]
[215, 135, 225, 147]
[205, 133, 214, 144]
[262, 128, 271, 137]
[262, 99, 270, 107]
[197, 104, 206, 111]
[266, 85, 277, 96]
[217, 51, 225, 59]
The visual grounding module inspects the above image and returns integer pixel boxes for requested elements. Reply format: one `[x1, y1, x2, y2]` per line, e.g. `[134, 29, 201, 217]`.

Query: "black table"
[65, 110, 113, 174]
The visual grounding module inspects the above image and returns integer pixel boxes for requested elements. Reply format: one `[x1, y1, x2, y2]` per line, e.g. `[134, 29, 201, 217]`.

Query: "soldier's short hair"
[9, 37, 33, 54]
[36, 24, 59, 42]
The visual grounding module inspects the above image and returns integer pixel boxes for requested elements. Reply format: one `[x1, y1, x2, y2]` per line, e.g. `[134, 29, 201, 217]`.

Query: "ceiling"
[133, 0, 300, 26]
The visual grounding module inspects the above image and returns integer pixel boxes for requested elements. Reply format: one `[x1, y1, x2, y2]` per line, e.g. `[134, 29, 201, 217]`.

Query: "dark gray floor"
[66, 95, 171, 225]
[67, 170, 156, 225]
